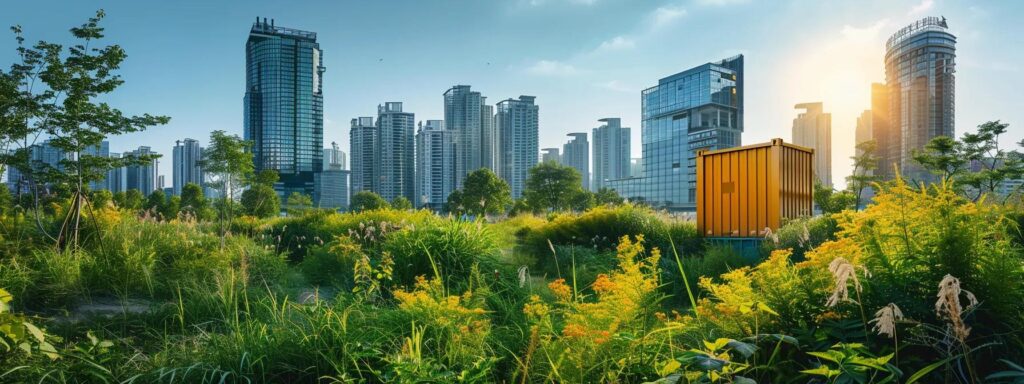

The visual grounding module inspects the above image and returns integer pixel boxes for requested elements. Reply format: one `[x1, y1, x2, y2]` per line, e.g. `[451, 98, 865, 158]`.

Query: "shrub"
[380, 220, 501, 289]
[763, 214, 838, 259]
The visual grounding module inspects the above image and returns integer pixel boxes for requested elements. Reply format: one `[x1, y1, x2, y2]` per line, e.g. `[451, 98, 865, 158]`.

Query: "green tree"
[522, 162, 584, 212]
[120, 189, 143, 211]
[813, 182, 855, 215]
[847, 140, 880, 210]
[285, 191, 313, 216]
[240, 184, 280, 218]
[390, 196, 413, 211]
[594, 187, 623, 206]
[912, 135, 966, 183]
[958, 121, 1023, 201]
[0, 11, 169, 248]
[569, 189, 595, 212]
[200, 130, 254, 236]
[455, 168, 511, 216]
[144, 189, 166, 217]
[162, 195, 180, 220]
[350, 190, 389, 212]
[179, 182, 210, 220]
[89, 189, 112, 209]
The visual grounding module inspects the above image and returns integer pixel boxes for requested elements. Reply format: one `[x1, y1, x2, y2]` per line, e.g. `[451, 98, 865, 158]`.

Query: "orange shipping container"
[696, 138, 814, 238]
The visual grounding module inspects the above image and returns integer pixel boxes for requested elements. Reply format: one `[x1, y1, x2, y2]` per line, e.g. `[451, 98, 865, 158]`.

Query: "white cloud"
[525, 60, 579, 76]
[526, 0, 596, 6]
[908, 0, 934, 15]
[840, 19, 889, 43]
[596, 36, 636, 52]
[595, 80, 634, 93]
[695, 0, 749, 6]
[651, 5, 687, 28]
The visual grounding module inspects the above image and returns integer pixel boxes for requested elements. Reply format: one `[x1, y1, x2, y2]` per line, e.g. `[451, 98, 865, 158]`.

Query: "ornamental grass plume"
[826, 257, 862, 307]
[935, 274, 978, 342]
[870, 303, 904, 338]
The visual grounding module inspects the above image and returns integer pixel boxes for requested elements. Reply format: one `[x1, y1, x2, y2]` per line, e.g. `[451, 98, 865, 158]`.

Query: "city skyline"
[2, 1, 1022, 190]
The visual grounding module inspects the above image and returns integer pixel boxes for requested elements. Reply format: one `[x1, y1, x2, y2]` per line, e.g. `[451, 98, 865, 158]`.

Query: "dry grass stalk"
[826, 257, 862, 307]
[935, 274, 978, 342]
[870, 303, 904, 338]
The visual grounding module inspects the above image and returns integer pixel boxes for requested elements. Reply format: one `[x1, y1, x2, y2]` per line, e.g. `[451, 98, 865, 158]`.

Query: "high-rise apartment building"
[415, 120, 455, 211]
[244, 18, 325, 197]
[562, 133, 589, 190]
[314, 142, 349, 210]
[349, 117, 377, 197]
[541, 148, 561, 164]
[81, 141, 110, 191]
[481, 100, 496, 171]
[125, 146, 159, 193]
[792, 102, 832, 187]
[376, 102, 416, 203]
[606, 55, 743, 211]
[444, 85, 496, 188]
[172, 138, 204, 196]
[495, 96, 539, 199]
[592, 118, 631, 190]
[882, 16, 955, 182]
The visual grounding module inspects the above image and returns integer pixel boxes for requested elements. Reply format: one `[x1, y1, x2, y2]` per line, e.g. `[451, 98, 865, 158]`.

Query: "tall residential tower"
[592, 118, 630, 191]
[495, 96, 539, 199]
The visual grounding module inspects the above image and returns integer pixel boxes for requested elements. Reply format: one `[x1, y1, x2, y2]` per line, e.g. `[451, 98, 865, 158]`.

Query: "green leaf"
[801, 366, 840, 378]
[807, 351, 842, 364]
[658, 359, 682, 377]
[22, 322, 45, 343]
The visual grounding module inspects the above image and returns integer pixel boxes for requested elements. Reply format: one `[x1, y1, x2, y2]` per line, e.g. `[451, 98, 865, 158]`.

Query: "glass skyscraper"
[244, 18, 325, 197]
[607, 55, 743, 211]
[125, 146, 159, 193]
[495, 96, 539, 199]
[444, 85, 496, 189]
[881, 16, 955, 183]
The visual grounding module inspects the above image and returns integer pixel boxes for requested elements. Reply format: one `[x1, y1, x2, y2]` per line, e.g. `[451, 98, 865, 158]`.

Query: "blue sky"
[3, 0, 1022, 188]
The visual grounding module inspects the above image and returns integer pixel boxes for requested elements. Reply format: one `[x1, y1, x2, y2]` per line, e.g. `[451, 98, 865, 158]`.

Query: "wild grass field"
[2, 178, 1024, 383]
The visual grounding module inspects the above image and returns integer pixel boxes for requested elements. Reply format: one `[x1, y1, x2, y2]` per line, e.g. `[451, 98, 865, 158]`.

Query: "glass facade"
[244, 18, 324, 198]
[607, 55, 743, 211]
[416, 120, 455, 211]
[376, 102, 416, 203]
[349, 117, 377, 196]
[444, 85, 484, 189]
[882, 16, 955, 183]
[495, 96, 539, 199]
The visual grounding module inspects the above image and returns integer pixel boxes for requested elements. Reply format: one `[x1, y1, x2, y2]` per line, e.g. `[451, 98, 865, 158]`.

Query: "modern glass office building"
[606, 55, 743, 211]
[791, 102, 832, 187]
[882, 16, 955, 183]
[376, 102, 416, 203]
[244, 18, 325, 197]
[495, 96, 539, 199]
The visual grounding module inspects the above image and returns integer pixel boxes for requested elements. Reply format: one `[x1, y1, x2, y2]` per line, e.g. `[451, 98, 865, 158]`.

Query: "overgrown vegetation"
[4, 10, 1024, 384]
